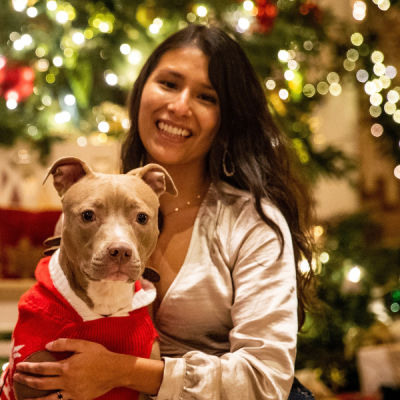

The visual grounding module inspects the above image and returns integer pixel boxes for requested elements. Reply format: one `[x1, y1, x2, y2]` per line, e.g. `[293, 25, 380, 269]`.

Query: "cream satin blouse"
[153, 183, 298, 400]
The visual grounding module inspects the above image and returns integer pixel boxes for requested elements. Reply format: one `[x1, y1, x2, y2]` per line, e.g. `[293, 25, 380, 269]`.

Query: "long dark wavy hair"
[121, 24, 317, 329]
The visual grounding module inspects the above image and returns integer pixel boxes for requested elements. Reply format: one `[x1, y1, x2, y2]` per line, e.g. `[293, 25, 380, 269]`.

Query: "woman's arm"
[13, 339, 164, 400]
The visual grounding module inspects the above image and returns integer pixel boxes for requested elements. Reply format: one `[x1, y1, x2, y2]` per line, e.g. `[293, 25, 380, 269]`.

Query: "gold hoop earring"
[223, 148, 235, 177]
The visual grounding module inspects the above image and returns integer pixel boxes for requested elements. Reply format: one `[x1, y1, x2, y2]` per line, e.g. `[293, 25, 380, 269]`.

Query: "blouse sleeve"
[155, 200, 298, 400]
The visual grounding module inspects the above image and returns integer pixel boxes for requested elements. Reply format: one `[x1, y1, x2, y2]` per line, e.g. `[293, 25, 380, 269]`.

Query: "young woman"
[14, 24, 317, 400]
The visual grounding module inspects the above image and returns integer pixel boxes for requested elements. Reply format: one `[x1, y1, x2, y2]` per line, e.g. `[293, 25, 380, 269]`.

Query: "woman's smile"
[157, 120, 191, 139]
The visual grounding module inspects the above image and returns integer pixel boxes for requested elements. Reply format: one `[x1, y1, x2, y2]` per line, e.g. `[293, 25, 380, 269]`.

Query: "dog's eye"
[136, 213, 148, 225]
[82, 210, 95, 222]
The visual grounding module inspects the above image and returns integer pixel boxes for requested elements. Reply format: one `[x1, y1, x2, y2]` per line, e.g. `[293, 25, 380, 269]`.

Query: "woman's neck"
[152, 162, 211, 215]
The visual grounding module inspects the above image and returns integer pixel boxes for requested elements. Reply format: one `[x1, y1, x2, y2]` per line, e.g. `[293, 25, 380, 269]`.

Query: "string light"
[6, 99, 18, 109]
[317, 82, 329, 95]
[279, 89, 289, 100]
[47, 1, 57, 11]
[329, 83, 342, 96]
[370, 105, 382, 117]
[353, 1, 367, 20]
[371, 123, 383, 137]
[55, 111, 71, 124]
[370, 93, 383, 106]
[385, 66, 397, 78]
[278, 50, 290, 62]
[243, 1, 254, 11]
[265, 79, 276, 90]
[356, 69, 369, 82]
[327, 72, 339, 84]
[28, 126, 38, 136]
[98, 121, 110, 133]
[72, 32, 85, 45]
[394, 165, 400, 179]
[371, 51, 384, 64]
[387, 90, 399, 103]
[347, 266, 361, 283]
[384, 102, 396, 115]
[77, 136, 88, 147]
[13, 0, 27, 12]
[105, 71, 118, 86]
[37, 59, 49, 72]
[237, 17, 250, 32]
[120, 44, 131, 55]
[284, 70, 295, 81]
[64, 94, 76, 106]
[314, 226, 324, 237]
[98, 132, 108, 143]
[196, 6, 207, 17]
[319, 252, 329, 263]
[56, 11, 69, 24]
[27, 7, 37, 17]
[373, 63, 386, 76]
[351, 33, 364, 46]
[303, 84, 316, 98]
[187, 13, 196, 22]
[391, 303, 400, 312]
[53, 56, 63, 67]
[42, 96, 52, 106]
[303, 40, 313, 51]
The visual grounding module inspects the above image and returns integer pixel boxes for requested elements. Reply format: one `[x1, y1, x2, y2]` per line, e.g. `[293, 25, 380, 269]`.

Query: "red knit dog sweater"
[0, 257, 158, 400]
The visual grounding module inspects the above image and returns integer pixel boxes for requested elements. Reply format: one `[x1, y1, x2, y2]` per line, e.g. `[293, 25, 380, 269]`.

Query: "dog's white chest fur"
[87, 281, 135, 317]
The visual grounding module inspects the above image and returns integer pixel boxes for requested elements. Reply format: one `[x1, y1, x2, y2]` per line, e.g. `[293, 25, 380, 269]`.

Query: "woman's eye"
[136, 213, 148, 225]
[82, 210, 95, 222]
[160, 80, 176, 89]
[200, 94, 217, 104]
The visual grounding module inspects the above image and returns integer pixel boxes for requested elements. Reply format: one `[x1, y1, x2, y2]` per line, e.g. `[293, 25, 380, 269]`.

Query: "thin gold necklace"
[163, 179, 210, 217]
[163, 193, 203, 217]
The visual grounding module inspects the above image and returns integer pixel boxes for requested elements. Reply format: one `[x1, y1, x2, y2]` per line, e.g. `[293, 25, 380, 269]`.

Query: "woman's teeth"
[158, 122, 190, 137]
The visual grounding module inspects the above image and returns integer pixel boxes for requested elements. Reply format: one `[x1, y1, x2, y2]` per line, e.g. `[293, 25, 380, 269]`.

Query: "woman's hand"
[13, 338, 124, 400]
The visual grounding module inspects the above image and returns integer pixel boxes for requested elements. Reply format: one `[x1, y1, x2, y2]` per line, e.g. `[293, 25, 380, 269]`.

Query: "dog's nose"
[108, 242, 132, 263]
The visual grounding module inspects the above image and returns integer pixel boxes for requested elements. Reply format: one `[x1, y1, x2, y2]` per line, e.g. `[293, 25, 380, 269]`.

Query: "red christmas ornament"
[0, 58, 35, 102]
[255, 0, 278, 34]
[299, 1, 322, 25]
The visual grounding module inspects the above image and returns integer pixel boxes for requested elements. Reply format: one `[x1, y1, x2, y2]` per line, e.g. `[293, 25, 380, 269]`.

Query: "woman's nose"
[167, 90, 192, 117]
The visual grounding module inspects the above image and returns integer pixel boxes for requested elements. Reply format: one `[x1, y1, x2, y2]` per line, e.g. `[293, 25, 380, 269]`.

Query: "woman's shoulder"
[209, 182, 288, 228]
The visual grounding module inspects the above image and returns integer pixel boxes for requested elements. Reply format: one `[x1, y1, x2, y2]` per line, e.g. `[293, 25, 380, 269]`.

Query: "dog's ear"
[127, 163, 178, 197]
[43, 157, 93, 197]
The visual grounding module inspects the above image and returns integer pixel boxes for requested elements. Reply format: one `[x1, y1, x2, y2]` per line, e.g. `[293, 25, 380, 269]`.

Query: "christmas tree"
[1, 0, 400, 394]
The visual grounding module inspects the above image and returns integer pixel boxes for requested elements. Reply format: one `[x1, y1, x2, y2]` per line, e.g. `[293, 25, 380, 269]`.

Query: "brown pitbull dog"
[2, 157, 176, 400]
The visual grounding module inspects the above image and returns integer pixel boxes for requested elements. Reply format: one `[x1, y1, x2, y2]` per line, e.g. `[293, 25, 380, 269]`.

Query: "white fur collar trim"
[49, 250, 156, 321]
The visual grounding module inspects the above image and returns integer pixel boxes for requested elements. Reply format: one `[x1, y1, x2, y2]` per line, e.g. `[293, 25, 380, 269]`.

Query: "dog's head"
[43, 157, 176, 284]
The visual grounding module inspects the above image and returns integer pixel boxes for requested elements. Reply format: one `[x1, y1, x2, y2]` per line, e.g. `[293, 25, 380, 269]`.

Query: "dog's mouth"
[102, 271, 131, 282]
[89, 257, 142, 281]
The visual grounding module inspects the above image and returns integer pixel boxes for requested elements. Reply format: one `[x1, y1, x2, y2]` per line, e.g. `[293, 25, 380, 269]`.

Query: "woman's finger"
[13, 373, 61, 391]
[26, 390, 69, 400]
[46, 338, 104, 353]
[15, 361, 62, 375]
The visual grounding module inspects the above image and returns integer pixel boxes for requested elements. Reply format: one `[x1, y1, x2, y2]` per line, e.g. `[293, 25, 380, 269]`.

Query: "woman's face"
[138, 47, 220, 169]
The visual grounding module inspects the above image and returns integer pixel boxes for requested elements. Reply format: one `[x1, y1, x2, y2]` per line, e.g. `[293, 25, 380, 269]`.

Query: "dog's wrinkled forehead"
[62, 173, 160, 212]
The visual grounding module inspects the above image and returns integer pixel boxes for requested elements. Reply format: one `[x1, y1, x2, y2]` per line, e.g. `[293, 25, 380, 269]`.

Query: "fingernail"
[13, 373, 21, 382]
[45, 341, 53, 349]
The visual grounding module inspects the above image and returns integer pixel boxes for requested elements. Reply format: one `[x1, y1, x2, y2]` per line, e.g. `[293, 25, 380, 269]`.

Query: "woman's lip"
[157, 127, 190, 142]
